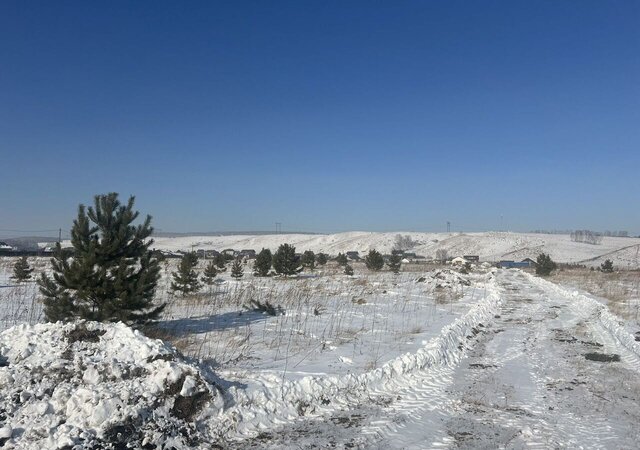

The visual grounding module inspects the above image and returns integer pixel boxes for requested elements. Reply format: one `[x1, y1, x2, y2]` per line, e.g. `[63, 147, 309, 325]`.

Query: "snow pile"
[416, 269, 471, 290]
[0, 321, 222, 449]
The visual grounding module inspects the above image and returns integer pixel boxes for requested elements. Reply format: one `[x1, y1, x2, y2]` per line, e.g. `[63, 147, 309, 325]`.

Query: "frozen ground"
[2, 256, 640, 448]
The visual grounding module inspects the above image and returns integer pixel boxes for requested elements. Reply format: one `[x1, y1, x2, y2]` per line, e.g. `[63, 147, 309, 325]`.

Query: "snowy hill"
[150, 231, 640, 268]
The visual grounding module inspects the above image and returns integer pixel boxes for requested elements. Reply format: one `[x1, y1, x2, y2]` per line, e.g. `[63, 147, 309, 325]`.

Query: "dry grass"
[553, 267, 640, 322]
[0, 256, 479, 375]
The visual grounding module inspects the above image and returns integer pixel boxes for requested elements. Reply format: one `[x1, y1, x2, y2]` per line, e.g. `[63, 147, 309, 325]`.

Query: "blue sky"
[1, 1, 638, 236]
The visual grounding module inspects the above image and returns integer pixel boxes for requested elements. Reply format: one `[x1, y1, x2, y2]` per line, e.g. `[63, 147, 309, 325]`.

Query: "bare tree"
[393, 234, 418, 251]
[571, 230, 602, 245]
[435, 249, 448, 262]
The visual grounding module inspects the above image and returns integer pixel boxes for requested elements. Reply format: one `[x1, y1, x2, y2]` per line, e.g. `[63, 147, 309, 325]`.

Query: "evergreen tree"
[364, 249, 384, 271]
[601, 259, 614, 273]
[535, 253, 557, 276]
[214, 253, 227, 270]
[335, 253, 348, 266]
[171, 252, 201, 295]
[387, 253, 402, 274]
[301, 250, 316, 271]
[231, 258, 244, 280]
[202, 261, 218, 285]
[38, 193, 163, 324]
[273, 243, 299, 276]
[12, 256, 34, 282]
[316, 253, 328, 266]
[344, 264, 354, 276]
[254, 248, 272, 276]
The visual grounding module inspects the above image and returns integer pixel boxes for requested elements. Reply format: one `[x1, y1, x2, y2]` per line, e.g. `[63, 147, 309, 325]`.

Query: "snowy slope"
[148, 232, 640, 267]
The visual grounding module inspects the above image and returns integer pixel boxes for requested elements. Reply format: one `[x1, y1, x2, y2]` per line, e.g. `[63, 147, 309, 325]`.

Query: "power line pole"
[446, 221, 451, 233]
[58, 228, 62, 244]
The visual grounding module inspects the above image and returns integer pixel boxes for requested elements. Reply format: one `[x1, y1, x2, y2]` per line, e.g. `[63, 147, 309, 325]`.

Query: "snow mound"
[416, 269, 471, 289]
[0, 321, 222, 449]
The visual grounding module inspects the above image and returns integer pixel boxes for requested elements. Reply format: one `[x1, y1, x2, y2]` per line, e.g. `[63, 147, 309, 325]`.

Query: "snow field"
[204, 270, 503, 441]
[158, 265, 477, 378]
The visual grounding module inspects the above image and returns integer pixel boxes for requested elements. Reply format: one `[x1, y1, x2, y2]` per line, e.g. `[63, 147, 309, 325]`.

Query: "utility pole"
[275, 222, 282, 234]
[58, 228, 62, 244]
[446, 221, 451, 233]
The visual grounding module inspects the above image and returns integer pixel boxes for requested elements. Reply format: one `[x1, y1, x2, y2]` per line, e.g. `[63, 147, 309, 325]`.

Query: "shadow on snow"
[159, 310, 269, 335]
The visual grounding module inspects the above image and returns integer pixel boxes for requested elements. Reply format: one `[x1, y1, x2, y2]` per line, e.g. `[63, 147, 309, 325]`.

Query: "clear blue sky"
[1, 1, 638, 236]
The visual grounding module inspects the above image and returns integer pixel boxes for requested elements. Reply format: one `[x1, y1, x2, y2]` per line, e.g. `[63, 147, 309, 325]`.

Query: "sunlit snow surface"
[2, 263, 640, 448]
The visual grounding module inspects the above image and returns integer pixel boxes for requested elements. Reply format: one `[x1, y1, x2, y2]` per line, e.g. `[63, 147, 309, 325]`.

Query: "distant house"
[37, 242, 56, 253]
[521, 258, 537, 267]
[464, 255, 480, 262]
[196, 249, 206, 258]
[450, 256, 467, 266]
[205, 249, 220, 259]
[403, 252, 417, 259]
[239, 249, 256, 259]
[222, 249, 236, 257]
[346, 251, 360, 261]
[498, 260, 531, 269]
[391, 250, 405, 256]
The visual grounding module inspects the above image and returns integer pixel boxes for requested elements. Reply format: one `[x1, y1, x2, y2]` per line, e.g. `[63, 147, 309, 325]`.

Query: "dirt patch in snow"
[65, 324, 106, 344]
[584, 352, 621, 362]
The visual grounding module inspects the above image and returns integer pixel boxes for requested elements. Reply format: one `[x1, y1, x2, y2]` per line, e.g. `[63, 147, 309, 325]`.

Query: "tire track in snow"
[524, 271, 640, 370]
[430, 270, 640, 449]
[335, 282, 505, 449]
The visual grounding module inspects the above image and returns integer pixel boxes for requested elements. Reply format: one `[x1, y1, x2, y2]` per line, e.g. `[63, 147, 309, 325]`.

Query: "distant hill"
[149, 231, 640, 268]
[152, 231, 320, 237]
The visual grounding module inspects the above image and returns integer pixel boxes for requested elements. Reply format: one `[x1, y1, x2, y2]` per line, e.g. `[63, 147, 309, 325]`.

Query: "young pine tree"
[364, 249, 385, 271]
[202, 261, 218, 286]
[273, 243, 300, 276]
[231, 258, 244, 280]
[12, 256, 34, 282]
[387, 253, 402, 274]
[301, 250, 316, 271]
[38, 193, 163, 324]
[535, 253, 557, 276]
[600, 259, 614, 273]
[335, 253, 348, 266]
[214, 253, 227, 270]
[344, 264, 354, 276]
[316, 253, 328, 266]
[171, 252, 202, 295]
[254, 248, 272, 277]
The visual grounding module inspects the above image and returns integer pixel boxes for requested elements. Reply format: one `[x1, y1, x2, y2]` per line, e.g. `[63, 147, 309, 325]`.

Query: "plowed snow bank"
[0, 321, 223, 449]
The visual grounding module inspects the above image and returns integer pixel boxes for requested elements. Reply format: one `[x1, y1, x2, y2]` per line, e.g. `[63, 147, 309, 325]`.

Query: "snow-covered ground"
[2, 252, 640, 448]
[148, 231, 640, 268]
